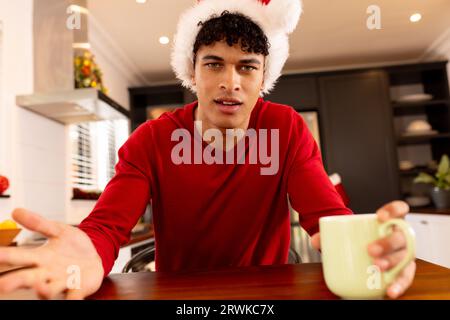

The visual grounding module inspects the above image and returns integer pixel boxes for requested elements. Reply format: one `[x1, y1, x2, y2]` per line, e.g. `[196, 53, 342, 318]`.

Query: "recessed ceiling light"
[410, 13, 422, 23]
[73, 42, 91, 50]
[68, 4, 89, 14]
[136, 0, 146, 4]
[159, 36, 170, 45]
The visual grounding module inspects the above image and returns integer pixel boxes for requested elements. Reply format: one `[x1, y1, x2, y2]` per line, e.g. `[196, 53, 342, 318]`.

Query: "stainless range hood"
[16, 88, 130, 125]
[16, 0, 129, 125]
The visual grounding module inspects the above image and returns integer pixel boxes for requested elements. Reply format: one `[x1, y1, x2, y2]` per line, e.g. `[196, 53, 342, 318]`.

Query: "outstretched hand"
[0, 208, 104, 299]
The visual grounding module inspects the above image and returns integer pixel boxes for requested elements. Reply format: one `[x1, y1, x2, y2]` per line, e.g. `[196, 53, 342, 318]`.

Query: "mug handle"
[378, 219, 416, 285]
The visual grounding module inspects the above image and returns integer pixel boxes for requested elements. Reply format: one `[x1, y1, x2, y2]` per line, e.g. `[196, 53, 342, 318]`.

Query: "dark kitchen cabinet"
[128, 84, 190, 132]
[319, 71, 400, 213]
[265, 75, 319, 110]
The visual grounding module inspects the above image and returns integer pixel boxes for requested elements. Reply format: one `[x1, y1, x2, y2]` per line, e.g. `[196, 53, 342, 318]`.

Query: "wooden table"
[0, 259, 448, 300]
[87, 259, 450, 300]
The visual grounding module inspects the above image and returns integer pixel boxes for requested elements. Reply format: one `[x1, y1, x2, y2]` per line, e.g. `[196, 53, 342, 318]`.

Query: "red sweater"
[79, 98, 353, 277]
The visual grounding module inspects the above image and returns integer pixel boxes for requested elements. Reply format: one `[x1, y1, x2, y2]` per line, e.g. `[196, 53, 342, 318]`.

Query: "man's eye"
[241, 66, 257, 71]
[206, 63, 221, 68]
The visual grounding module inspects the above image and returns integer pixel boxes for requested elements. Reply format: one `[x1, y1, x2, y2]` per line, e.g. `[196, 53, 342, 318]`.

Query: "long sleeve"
[78, 122, 153, 277]
[287, 113, 353, 236]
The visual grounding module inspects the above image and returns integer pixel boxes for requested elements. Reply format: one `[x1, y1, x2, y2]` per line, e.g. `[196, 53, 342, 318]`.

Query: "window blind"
[70, 123, 97, 190]
[70, 119, 128, 192]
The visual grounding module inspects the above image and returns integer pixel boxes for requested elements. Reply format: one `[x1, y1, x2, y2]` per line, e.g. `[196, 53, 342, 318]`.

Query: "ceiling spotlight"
[73, 42, 91, 50]
[159, 36, 170, 45]
[136, 0, 147, 4]
[410, 13, 422, 23]
[68, 4, 89, 14]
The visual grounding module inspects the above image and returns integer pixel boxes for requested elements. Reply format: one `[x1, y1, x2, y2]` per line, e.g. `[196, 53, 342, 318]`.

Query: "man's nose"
[219, 67, 241, 92]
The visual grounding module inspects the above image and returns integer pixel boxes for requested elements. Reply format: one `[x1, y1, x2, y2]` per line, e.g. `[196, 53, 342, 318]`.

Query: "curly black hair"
[193, 11, 270, 67]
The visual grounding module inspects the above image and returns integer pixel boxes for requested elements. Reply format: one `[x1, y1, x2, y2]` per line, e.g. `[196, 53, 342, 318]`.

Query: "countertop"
[123, 224, 154, 247]
[410, 208, 450, 216]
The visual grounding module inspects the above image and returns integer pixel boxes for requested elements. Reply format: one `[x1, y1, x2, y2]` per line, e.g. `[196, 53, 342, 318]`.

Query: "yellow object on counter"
[0, 219, 18, 230]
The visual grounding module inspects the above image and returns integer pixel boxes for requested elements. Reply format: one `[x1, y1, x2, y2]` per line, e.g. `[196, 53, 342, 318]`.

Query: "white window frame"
[69, 119, 129, 192]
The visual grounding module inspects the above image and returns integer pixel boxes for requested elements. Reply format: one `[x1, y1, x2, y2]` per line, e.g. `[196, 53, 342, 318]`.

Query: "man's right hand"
[0, 208, 104, 300]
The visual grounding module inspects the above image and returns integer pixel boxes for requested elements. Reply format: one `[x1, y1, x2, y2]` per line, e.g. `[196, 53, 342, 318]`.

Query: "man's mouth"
[214, 98, 243, 114]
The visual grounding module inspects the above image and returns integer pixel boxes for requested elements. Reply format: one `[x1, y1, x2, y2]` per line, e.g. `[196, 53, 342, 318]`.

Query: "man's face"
[192, 40, 265, 131]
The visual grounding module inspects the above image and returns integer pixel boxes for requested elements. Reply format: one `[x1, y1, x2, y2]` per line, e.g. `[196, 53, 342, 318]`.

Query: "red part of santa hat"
[171, 0, 303, 96]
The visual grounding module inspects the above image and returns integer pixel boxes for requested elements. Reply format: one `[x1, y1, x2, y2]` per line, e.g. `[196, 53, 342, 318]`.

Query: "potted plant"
[414, 154, 450, 209]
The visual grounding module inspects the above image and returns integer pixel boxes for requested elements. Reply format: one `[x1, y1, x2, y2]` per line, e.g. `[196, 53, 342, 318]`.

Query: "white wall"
[422, 27, 450, 90]
[0, 23, 4, 198]
[436, 30, 450, 90]
[0, 0, 68, 244]
[0, 2, 143, 240]
[87, 16, 147, 110]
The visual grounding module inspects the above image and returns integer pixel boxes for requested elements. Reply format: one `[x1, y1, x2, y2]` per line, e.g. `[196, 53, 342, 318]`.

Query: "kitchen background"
[0, 0, 449, 271]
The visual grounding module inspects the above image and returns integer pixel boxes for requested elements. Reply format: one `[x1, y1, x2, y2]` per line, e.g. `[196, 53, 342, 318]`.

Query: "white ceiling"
[87, 0, 450, 85]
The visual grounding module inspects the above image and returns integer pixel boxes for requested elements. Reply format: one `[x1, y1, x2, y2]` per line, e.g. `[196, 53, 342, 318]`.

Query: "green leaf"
[414, 172, 436, 185]
[436, 181, 445, 189]
[437, 154, 450, 177]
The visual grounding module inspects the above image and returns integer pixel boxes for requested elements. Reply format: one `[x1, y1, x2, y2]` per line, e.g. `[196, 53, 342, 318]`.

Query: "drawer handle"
[420, 220, 428, 225]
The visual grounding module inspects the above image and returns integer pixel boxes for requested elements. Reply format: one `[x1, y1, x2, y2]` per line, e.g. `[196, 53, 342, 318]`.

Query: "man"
[0, 0, 415, 299]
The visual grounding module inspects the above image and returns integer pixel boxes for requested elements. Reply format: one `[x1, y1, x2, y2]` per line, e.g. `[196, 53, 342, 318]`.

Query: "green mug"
[319, 214, 416, 299]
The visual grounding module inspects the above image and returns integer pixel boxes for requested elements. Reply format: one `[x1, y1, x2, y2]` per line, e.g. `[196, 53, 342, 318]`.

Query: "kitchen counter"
[123, 224, 154, 247]
[411, 208, 450, 216]
[87, 259, 449, 300]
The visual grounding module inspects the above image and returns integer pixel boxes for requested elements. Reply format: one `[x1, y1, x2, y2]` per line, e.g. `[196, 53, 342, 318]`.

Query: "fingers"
[35, 280, 68, 300]
[368, 229, 406, 257]
[387, 260, 416, 299]
[373, 249, 407, 271]
[376, 201, 409, 222]
[368, 230, 406, 257]
[0, 247, 39, 267]
[0, 268, 49, 294]
[310, 232, 321, 251]
[12, 208, 63, 238]
[66, 289, 84, 300]
[0, 268, 68, 300]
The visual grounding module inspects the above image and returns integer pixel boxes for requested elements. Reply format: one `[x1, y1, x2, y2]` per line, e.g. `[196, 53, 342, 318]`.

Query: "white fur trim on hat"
[170, 0, 303, 96]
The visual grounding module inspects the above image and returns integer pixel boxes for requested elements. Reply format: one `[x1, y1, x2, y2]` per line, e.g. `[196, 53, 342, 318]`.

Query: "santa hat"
[171, 0, 303, 96]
